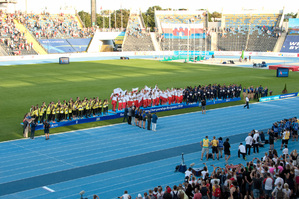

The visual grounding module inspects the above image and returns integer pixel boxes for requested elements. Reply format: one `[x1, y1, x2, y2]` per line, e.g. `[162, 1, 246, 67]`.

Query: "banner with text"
[280, 35, 299, 53]
[259, 92, 298, 102]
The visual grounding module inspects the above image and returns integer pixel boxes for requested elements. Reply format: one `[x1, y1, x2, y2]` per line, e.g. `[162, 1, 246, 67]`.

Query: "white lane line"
[42, 186, 55, 192]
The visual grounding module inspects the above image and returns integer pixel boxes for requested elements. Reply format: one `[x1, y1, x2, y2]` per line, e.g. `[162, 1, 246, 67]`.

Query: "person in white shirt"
[282, 145, 288, 157]
[244, 96, 249, 109]
[274, 174, 284, 187]
[119, 190, 131, 199]
[263, 173, 274, 197]
[238, 143, 246, 160]
[245, 133, 253, 155]
[185, 168, 192, 178]
[253, 130, 260, 153]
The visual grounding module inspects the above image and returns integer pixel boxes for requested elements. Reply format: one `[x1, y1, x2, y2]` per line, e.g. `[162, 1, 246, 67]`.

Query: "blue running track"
[0, 97, 298, 199]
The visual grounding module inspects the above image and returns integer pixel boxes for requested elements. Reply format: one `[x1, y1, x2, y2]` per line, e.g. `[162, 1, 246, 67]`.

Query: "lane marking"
[42, 186, 55, 192]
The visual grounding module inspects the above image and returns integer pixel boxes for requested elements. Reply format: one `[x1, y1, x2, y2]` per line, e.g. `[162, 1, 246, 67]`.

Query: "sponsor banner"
[280, 36, 299, 53]
[259, 95, 280, 102]
[66, 38, 92, 52]
[163, 33, 206, 39]
[174, 51, 214, 56]
[259, 92, 298, 102]
[33, 97, 240, 131]
[39, 39, 76, 53]
[279, 92, 299, 99]
[35, 113, 121, 131]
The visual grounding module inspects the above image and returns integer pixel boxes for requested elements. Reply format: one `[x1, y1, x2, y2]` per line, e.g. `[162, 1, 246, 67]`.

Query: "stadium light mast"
[91, 0, 96, 27]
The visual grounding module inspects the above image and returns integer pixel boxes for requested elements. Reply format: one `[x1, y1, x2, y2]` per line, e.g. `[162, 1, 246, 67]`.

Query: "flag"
[113, 88, 123, 94]
[241, 50, 244, 59]
[144, 85, 151, 91]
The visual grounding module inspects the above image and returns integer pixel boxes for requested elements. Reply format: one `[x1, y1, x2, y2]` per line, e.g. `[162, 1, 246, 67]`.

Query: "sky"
[14, 0, 299, 14]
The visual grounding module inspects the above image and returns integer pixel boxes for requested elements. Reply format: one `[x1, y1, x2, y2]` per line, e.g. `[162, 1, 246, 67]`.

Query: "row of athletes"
[272, 117, 299, 141]
[183, 83, 243, 104]
[242, 85, 269, 100]
[110, 88, 184, 112]
[29, 97, 109, 123]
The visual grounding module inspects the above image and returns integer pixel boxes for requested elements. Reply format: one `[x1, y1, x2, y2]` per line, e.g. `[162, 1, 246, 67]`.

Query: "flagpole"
[187, 20, 190, 61]
[193, 19, 196, 61]
[115, 10, 116, 28]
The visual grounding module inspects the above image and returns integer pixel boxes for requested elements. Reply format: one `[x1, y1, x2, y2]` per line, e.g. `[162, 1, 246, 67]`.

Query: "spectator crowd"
[116, 117, 299, 199]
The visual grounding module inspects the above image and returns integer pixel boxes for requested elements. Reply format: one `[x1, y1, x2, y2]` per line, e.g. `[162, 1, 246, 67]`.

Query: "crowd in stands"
[126, 15, 149, 38]
[25, 97, 109, 124]
[117, 117, 298, 199]
[16, 12, 96, 39]
[0, 10, 34, 55]
[98, 28, 125, 32]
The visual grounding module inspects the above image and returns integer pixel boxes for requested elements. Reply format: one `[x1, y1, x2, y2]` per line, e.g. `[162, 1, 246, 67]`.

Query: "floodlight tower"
[91, 0, 96, 26]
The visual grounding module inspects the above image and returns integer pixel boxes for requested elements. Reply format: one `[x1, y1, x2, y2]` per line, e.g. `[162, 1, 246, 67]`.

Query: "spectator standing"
[163, 187, 172, 199]
[193, 187, 202, 199]
[218, 137, 224, 158]
[200, 136, 210, 161]
[201, 98, 206, 114]
[263, 173, 274, 199]
[271, 182, 284, 199]
[253, 130, 260, 153]
[30, 120, 37, 139]
[147, 111, 152, 130]
[131, 106, 135, 126]
[224, 138, 231, 163]
[252, 172, 262, 199]
[244, 96, 249, 109]
[127, 106, 132, 125]
[119, 190, 131, 199]
[211, 136, 219, 160]
[123, 106, 128, 122]
[268, 129, 275, 151]
[280, 128, 290, 150]
[245, 133, 253, 155]
[238, 143, 246, 160]
[43, 120, 50, 140]
[171, 185, 179, 199]
[152, 113, 158, 131]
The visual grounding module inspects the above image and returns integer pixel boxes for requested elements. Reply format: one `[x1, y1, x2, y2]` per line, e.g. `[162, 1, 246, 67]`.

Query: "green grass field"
[1, 59, 298, 141]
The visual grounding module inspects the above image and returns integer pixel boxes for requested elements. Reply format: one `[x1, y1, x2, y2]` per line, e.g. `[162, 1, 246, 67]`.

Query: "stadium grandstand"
[217, 8, 284, 52]
[122, 10, 155, 51]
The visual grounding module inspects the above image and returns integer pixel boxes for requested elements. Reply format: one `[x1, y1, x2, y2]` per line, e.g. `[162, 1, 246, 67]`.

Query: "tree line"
[78, 6, 297, 29]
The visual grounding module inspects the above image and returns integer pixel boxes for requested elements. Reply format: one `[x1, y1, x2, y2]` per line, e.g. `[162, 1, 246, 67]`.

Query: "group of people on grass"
[27, 97, 109, 124]
[110, 83, 252, 112]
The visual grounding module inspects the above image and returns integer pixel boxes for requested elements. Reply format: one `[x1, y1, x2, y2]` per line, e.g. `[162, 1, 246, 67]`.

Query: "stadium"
[0, 0, 299, 198]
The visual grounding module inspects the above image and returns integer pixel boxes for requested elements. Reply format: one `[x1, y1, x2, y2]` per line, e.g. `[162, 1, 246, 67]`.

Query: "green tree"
[78, 11, 91, 27]
[284, 12, 298, 22]
[210, 11, 222, 22]
[143, 6, 162, 31]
